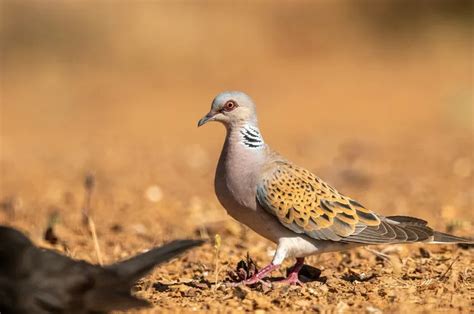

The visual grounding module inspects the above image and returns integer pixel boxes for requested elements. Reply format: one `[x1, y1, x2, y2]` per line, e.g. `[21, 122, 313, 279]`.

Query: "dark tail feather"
[108, 239, 204, 283]
[376, 216, 473, 244]
[432, 231, 474, 244]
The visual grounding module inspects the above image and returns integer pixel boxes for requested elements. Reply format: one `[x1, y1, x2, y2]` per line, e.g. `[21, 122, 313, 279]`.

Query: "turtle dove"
[198, 91, 472, 286]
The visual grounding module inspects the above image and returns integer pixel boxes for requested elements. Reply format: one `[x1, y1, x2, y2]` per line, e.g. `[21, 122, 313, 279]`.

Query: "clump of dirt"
[227, 253, 260, 283]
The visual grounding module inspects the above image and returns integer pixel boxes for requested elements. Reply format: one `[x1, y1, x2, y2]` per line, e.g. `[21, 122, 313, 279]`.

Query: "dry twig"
[439, 255, 460, 281]
[213, 234, 222, 291]
[87, 216, 103, 266]
[82, 173, 95, 225]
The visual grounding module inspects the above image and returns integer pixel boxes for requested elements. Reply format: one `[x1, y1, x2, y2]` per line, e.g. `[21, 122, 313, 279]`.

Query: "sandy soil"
[1, 2, 473, 313]
[1, 127, 472, 313]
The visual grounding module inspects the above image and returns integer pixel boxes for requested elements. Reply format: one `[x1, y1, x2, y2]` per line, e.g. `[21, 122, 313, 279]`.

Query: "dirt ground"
[1, 1, 473, 313]
[2, 133, 473, 314]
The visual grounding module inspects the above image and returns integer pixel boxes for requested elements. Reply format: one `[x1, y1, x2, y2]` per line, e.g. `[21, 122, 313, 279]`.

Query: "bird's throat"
[238, 124, 265, 149]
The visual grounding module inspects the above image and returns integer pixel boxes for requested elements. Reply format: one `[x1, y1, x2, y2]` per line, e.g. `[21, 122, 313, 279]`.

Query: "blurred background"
[0, 0, 472, 254]
[0, 1, 473, 311]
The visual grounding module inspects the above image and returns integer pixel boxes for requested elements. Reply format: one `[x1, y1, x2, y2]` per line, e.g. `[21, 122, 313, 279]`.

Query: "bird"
[198, 91, 473, 286]
[0, 225, 203, 313]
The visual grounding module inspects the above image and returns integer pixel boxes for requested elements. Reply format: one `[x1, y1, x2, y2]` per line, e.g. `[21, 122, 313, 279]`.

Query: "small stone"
[419, 247, 431, 258]
[295, 299, 312, 307]
[132, 224, 147, 236]
[366, 306, 382, 314]
[183, 287, 198, 297]
[318, 284, 329, 293]
[145, 185, 163, 202]
[336, 301, 349, 314]
[110, 224, 123, 233]
[233, 286, 247, 300]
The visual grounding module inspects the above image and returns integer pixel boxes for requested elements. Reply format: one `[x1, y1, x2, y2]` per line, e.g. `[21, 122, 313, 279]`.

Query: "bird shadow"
[283, 264, 327, 284]
[152, 262, 326, 293]
[227, 264, 327, 286]
[153, 278, 213, 292]
[341, 270, 377, 283]
[152, 265, 326, 293]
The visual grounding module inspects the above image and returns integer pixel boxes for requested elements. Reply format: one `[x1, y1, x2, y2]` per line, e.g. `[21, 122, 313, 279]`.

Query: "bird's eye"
[223, 100, 237, 111]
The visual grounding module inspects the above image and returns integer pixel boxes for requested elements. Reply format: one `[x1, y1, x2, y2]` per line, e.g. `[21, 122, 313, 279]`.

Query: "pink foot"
[273, 271, 303, 286]
[231, 263, 279, 287]
[273, 257, 305, 286]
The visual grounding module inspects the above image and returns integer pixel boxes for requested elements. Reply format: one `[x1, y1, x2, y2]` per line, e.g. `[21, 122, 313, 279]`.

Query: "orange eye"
[224, 100, 237, 111]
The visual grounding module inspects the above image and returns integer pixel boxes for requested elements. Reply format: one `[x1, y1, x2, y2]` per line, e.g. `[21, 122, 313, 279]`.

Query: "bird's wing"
[257, 161, 433, 243]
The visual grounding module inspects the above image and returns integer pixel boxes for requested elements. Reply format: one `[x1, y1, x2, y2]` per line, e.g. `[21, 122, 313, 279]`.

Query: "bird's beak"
[197, 112, 215, 127]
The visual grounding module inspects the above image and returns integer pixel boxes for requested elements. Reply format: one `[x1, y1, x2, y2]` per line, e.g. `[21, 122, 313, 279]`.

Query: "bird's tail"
[431, 231, 474, 244]
[107, 239, 204, 283]
[386, 215, 473, 244]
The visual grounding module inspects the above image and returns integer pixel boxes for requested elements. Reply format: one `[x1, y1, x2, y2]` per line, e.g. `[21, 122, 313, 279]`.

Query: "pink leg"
[274, 257, 305, 286]
[232, 263, 280, 286]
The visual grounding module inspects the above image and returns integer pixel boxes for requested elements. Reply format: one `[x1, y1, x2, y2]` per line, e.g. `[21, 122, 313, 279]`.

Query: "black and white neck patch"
[240, 125, 264, 149]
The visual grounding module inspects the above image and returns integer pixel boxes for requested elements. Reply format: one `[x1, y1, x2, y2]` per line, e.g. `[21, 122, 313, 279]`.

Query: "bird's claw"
[273, 272, 303, 286]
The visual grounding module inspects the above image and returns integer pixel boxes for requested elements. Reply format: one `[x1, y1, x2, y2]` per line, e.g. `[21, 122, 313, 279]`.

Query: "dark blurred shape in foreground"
[0, 226, 203, 314]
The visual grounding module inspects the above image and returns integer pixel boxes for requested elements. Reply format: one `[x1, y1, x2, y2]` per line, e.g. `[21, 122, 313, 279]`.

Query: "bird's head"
[198, 91, 257, 128]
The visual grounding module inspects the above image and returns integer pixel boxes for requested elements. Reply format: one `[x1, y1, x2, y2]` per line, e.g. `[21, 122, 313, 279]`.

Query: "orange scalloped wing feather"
[257, 162, 380, 240]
